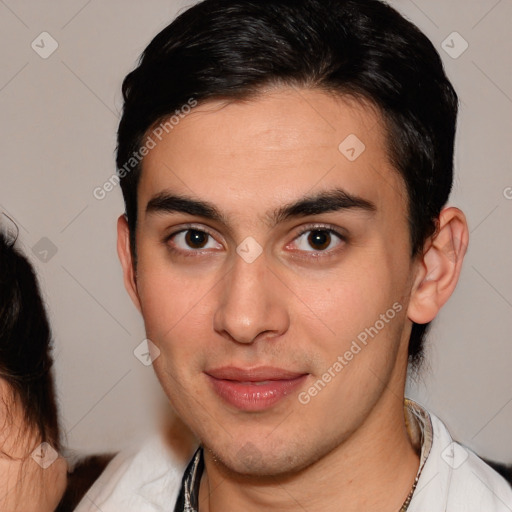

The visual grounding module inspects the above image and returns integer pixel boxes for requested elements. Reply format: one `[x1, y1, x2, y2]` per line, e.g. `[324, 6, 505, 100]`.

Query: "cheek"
[137, 262, 197, 337]
[136, 270, 213, 383]
[310, 268, 392, 333]
[306, 253, 409, 366]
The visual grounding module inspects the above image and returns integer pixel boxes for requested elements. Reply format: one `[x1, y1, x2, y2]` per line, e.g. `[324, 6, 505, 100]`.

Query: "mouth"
[205, 366, 309, 412]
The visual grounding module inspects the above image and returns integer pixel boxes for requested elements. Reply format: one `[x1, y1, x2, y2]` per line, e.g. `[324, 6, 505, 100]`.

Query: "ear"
[408, 207, 469, 324]
[117, 214, 142, 314]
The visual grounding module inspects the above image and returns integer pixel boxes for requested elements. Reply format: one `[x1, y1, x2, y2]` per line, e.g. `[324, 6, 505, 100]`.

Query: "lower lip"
[207, 374, 308, 411]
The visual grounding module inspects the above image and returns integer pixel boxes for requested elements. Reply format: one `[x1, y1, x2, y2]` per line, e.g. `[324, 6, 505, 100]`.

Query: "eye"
[291, 226, 345, 254]
[166, 227, 223, 255]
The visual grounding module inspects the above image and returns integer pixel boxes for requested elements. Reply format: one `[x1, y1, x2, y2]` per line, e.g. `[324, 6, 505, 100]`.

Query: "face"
[0, 380, 67, 512]
[121, 88, 421, 476]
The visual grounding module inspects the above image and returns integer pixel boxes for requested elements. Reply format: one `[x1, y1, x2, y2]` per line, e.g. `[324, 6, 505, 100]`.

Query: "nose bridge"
[213, 250, 288, 344]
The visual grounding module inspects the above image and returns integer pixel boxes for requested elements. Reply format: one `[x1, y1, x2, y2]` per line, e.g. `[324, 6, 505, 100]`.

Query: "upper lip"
[205, 366, 307, 381]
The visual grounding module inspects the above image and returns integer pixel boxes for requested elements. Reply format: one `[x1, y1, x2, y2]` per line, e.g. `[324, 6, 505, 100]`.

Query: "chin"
[206, 438, 322, 479]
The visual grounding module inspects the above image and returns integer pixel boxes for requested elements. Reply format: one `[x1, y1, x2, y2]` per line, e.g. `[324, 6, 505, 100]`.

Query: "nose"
[213, 250, 290, 345]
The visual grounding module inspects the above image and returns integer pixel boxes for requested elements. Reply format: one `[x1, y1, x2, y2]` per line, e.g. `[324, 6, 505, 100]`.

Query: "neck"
[198, 388, 420, 512]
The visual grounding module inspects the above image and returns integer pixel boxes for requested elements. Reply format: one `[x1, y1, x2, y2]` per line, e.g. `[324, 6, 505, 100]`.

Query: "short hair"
[0, 227, 61, 452]
[116, 0, 459, 369]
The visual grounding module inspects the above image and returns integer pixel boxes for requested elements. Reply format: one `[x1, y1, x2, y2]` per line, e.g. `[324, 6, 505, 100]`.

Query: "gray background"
[1, 0, 511, 462]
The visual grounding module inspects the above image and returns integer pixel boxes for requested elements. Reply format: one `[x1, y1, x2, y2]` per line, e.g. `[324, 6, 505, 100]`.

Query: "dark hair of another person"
[0, 229, 60, 451]
[115, 0, 459, 369]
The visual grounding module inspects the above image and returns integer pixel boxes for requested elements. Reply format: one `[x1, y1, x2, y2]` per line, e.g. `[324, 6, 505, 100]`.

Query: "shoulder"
[445, 440, 512, 511]
[410, 403, 512, 511]
[73, 433, 194, 512]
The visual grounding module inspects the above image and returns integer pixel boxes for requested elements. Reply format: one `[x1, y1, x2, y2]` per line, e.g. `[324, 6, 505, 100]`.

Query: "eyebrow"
[145, 187, 376, 228]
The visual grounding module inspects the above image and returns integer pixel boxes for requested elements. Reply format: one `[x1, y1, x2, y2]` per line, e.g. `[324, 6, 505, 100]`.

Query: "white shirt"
[74, 400, 512, 511]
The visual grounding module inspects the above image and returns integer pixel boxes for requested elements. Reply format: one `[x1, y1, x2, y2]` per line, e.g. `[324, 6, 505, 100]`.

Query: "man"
[75, 0, 512, 510]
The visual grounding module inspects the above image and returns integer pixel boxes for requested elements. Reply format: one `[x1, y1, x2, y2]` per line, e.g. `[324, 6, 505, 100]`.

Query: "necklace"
[180, 449, 422, 512]
[399, 470, 421, 511]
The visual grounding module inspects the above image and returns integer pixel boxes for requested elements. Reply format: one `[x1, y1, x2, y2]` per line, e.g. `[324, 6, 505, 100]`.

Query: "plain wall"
[1, 0, 511, 462]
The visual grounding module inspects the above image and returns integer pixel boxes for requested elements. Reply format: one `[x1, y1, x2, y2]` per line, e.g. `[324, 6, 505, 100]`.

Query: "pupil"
[186, 230, 208, 248]
[308, 230, 330, 250]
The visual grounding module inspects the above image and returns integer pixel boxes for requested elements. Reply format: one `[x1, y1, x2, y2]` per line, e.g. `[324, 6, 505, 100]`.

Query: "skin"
[118, 87, 468, 511]
[0, 379, 67, 512]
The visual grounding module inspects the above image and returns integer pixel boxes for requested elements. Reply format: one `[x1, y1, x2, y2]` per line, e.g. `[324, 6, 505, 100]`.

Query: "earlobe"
[407, 207, 469, 325]
[116, 214, 142, 314]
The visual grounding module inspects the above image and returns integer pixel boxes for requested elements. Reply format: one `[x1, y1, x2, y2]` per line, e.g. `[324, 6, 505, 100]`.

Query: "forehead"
[138, 88, 407, 225]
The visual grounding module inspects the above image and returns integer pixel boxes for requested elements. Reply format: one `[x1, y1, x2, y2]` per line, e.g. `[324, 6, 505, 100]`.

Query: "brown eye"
[307, 230, 331, 251]
[185, 229, 209, 249]
[166, 227, 223, 256]
[291, 226, 345, 254]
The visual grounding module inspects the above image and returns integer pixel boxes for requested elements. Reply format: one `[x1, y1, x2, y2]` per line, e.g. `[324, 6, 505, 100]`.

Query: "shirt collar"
[174, 447, 204, 512]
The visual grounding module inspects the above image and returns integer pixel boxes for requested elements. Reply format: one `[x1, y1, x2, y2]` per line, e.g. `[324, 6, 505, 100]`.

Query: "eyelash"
[164, 224, 219, 258]
[291, 224, 346, 258]
[163, 223, 346, 259]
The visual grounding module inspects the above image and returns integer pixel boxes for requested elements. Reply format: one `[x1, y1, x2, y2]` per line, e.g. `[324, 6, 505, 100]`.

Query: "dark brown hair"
[0, 228, 61, 452]
[116, 0, 458, 368]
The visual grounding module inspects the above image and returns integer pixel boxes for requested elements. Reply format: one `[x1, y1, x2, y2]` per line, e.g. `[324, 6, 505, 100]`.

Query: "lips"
[205, 366, 308, 411]
[206, 366, 306, 381]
